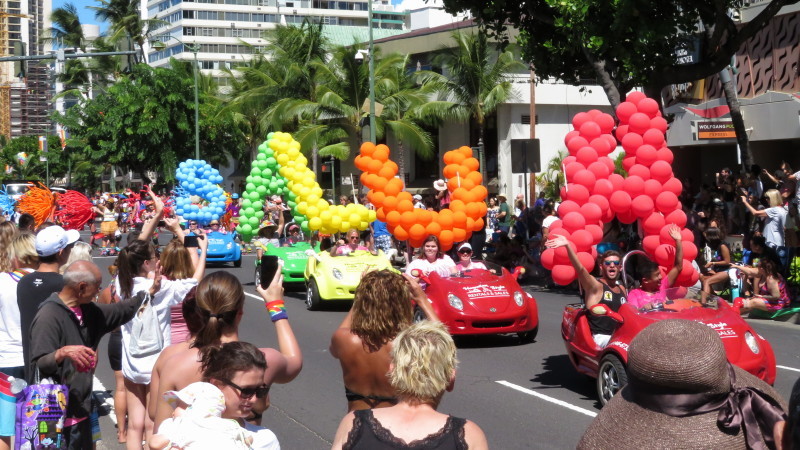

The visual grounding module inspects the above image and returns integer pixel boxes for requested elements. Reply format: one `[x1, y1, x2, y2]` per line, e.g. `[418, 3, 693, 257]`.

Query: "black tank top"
[343, 409, 468, 450]
[587, 280, 627, 336]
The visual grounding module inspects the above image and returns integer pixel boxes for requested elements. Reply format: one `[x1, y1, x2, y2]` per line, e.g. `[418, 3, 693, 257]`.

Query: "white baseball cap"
[36, 226, 81, 257]
[413, 194, 422, 201]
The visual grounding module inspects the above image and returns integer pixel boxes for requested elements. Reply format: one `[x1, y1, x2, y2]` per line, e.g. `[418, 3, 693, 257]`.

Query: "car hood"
[206, 231, 236, 250]
[267, 243, 317, 269]
[428, 272, 523, 314]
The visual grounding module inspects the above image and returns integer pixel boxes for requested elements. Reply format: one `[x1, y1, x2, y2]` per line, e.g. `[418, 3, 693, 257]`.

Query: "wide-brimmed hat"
[497, 193, 508, 201]
[578, 320, 786, 449]
[433, 179, 447, 191]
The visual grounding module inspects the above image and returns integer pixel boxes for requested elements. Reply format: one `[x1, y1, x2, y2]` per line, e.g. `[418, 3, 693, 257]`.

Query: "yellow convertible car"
[304, 249, 397, 310]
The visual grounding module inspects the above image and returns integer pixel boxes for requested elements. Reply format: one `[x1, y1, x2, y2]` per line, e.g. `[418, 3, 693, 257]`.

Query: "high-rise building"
[145, 0, 408, 85]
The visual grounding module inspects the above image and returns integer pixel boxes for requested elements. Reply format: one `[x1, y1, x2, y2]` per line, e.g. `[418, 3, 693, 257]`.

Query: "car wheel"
[597, 354, 627, 406]
[306, 279, 321, 311]
[517, 326, 538, 344]
[234, 256, 242, 268]
[413, 306, 426, 323]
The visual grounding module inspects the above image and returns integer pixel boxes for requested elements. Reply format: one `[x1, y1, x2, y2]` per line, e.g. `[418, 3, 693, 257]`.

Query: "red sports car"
[415, 261, 539, 343]
[562, 286, 776, 405]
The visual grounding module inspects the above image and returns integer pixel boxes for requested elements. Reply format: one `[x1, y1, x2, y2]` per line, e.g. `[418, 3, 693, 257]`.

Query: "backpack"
[129, 292, 163, 358]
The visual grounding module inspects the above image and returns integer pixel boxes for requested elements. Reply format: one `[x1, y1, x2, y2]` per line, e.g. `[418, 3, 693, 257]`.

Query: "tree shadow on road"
[531, 354, 601, 409]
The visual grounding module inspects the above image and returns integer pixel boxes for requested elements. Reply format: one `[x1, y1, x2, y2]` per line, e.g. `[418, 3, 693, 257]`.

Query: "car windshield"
[453, 260, 505, 277]
[6, 185, 31, 196]
[635, 286, 720, 313]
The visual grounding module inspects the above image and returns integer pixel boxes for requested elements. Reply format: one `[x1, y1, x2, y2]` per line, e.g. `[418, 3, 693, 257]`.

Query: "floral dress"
[487, 206, 500, 231]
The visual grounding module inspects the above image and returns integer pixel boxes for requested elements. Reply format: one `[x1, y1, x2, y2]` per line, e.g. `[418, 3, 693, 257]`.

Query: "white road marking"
[778, 365, 800, 373]
[93, 375, 117, 425]
[245, 292, 264, 302]
[496, 380, 598, 418]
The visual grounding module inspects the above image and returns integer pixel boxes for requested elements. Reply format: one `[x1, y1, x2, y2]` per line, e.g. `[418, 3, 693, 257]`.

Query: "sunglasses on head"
[603, 260, 620, 266]
[220, 379, 270, 399]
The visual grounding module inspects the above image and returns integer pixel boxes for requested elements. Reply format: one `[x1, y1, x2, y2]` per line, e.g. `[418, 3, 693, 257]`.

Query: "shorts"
[374, 235, 392, 252]
[107, 329, 122, 371]
[101, 221, 118, 235]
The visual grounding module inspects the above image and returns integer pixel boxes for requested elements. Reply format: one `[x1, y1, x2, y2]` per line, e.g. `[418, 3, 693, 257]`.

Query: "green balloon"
[266, 133, 274, 139]
[256, 153, 267, 161]
[276, 179, 285, 187]
[242, 223, 253, 234]
[287, 200, 297, 209]
[261, 168, 273, 178]
[255, 211, 264, 219]
[250, 167, 261, 176]
[248, 191, 261, 202]
[245, 176, 254, 184]
[256, 160, 268, 170]
[288, 192, 297, 201]
[244, 207, 255, 216]
[252, 201, 263, 211]
[252, 176, 263, 186]
[256, 185, 267, 195]
[266, 157, 277, 166]
[245, 182, 256, 191]
[248, 216, 259, 227]
[301, 220, 309, 231]
[269, 181, 278, 191]
[264, 148, 274, 158]
[242, 199, 252, 208]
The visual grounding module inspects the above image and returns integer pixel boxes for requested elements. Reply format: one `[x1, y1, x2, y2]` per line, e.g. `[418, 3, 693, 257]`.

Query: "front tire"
[517, 326, 538, 344]
[597, 354, 627, 406]
[234, 254, 242, 268]
[306, 279, 322, 311]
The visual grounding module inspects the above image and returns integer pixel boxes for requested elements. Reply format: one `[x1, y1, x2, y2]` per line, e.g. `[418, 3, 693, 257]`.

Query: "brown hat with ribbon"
[578, 320, 786, 450]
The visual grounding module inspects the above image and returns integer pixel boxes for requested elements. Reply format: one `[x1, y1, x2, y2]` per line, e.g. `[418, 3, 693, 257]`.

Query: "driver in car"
[627, 225, 684, 310]
[545, 235, 627, 347]
[455, 243, 487, 271]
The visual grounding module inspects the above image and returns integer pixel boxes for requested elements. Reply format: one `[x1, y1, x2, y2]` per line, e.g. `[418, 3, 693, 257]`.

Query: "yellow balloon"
[368, 210, 377, 222]
[307, 194, 319, 205]
[330, 216, 342, 230]
[309, 217, 322, 230]
[316, 199, 328, 211]
[306, 206, 319, 218]
[358, 208, 369, 221]
[360, 221, 369, 229]
[277, 154, 289, 165]
[340, 221, 350, 232]
[320, 210, 332, 222]
[348, 213, 361, 226]
[296, 201, 308, 215]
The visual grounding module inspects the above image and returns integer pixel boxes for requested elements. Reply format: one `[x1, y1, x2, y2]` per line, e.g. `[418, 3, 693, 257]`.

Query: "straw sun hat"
[578, 320, 786, 450]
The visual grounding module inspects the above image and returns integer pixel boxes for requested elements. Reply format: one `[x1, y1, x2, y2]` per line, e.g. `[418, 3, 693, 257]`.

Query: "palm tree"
[43, 3, 85, 50]
[90, 0, 165, 62]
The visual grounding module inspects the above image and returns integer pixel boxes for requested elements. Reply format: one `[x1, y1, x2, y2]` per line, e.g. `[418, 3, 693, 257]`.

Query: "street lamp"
[151, 36, 201, 160]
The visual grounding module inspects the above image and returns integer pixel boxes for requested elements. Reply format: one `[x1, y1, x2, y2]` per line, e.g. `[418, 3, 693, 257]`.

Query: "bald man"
[28, 260, 162, 450]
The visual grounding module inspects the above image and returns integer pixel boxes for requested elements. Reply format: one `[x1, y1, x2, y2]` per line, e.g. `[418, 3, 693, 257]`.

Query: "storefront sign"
[697, 121, 736, 139]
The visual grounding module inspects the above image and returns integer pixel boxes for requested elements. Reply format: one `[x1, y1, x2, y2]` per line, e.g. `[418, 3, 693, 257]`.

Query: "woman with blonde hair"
[741, 189, 788, 269]
[0, 232, 37, 450]
[0, 221, 18, 273]
[330, 270, 438, 412]
[332, 321, 488, 449]
[60, 241, 93, 273]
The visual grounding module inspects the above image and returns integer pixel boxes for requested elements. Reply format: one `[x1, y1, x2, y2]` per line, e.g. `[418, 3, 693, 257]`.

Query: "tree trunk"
[397, 141, 406, 185]
[720, 68, 752, 172]
[581, 48, 622, 111]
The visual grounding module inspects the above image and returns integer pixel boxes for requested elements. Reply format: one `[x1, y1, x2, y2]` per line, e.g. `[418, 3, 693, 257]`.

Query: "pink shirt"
[627, 278, 670, 309]
[335, 245, 369, 256]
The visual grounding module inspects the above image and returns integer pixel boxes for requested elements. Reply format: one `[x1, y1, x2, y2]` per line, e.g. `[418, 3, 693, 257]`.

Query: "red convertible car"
[562, 286, 777, 405]
[415, 261, 539, 343]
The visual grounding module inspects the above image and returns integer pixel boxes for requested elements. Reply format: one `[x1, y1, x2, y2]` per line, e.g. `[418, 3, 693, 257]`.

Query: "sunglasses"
[349, 236, 359, 240]
[189, 222, 198, 226]
[603, 261, 621, 266]
[458, 249, 472, 254]
[210, 223, 219, 226]
[219, 379, 270, 399]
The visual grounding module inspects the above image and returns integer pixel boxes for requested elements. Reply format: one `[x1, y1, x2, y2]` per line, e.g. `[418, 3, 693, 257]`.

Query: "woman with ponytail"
[116, 191, 208, 450]
[151, 270, 302, 432]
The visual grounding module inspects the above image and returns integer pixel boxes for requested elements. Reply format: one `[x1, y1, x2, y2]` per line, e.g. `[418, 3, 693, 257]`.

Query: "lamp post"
[151, 36, 201, 159]
[367, 0, 376, 144]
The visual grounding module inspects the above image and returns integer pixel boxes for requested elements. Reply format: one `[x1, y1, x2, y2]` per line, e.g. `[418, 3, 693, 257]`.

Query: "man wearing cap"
[413, 194, 425, 210]
[17, 225, 79, 380]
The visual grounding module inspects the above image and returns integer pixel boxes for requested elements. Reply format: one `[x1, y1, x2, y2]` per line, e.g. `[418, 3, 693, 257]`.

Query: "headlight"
[332, 268, 343, 280]
[448, 294, 463, 310]
[226, 242, 233, 249]
[514, 291, 524, 307]
[745, 331, 760, 354]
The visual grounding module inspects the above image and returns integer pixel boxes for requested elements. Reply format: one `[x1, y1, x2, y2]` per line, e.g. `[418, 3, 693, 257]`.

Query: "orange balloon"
[450, 151, 466, 165]
[376, 208, 386, 222]
[453, 227, 467, 242]
[467, 171, 482, 185]
[366, 174, 380, 188]
[473, 185, 488, 201]
[453, 211, 467, 228]
[372, 145, 389, 162]
[452, 187, 469, 201]
[368, 159, 382, 173]
[460, 178, 476, 190]
[458, 146, 473, 157]
[477, 202, 487, 217]
[463, 157, 479, 172]
[443, 165, 457, 179]
[409, 237, 425, 249]
[473, 217, 484, 231]
[378, 166, 396, 179]
[400, 211, 416, 229]
[456, 165, 470, 177]
[417, 209, 433, 226]
[360, 142, 376, 156]
[372, 176, 388, 190]
[382, 195, 398, 211]
[466, 217, 475, 231]
[394, 225, 409, 241]
[443, 151, 455, 165]
[397, 191, 412, 203]
[409, 223, 426, 240]
[354, 155, 364, 171]
[385, 160, 399, 173]
[385, 178, 403, 197]
[426, 221, 442, 236]
[397, 200, 414, 213]
[439, 229, 454, 249]
[466, 202, 480, 218]
[360, 172, 369, 186]
[371, 191, 386, 208]
[447, 178, 460, 191]
[449, 199, 465, 211]
[438, 210, 454, 229]
[386, 210, 401, 228]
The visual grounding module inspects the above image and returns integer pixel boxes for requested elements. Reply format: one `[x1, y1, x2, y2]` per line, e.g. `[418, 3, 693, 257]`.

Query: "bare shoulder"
[331, 411, 357, 450]
[463, 419, 488, 450]
[161, 348, 202, 383]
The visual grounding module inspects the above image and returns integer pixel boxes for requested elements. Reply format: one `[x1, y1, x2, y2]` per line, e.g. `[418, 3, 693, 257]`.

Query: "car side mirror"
[589, 304, 624, 323]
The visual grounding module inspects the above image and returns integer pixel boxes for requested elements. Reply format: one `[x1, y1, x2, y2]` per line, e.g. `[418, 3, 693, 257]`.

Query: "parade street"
[85, 236, 800, 450]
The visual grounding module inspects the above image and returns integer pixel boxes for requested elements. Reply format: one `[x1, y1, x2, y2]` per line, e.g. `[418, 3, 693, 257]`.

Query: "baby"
[151, 382, 253, 450]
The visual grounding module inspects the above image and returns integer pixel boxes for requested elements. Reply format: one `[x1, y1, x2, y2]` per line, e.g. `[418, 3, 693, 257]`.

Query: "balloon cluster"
[357, 143, 487, 251]
[542, 92, 698, 286]
[174, 159, 227, 225]
[53, 190, 94, 230]
[0, 186, 16, 215]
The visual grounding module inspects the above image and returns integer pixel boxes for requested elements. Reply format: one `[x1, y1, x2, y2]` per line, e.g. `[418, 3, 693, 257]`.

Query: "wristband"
[266, 300, 288, 322]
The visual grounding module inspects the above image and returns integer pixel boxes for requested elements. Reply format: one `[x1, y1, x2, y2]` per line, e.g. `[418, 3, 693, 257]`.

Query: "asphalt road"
[82, 234, 800, 450]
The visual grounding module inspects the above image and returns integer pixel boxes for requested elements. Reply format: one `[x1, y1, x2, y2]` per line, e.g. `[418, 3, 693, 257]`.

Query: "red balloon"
[642, 129, 665, 147]
[586, 224, 603, 243]
[601, 156, 616, 174]
[572, 230, 594, 252]
[650, 116, 668, 134]
[564, 155, 577, 166]
[593, 179, 614, 197]
[655, 191, 679, 214]
[552, 264, 577, 286]
[576, 147, 599, 166]
[554, 245, 575, 265]
[567, 136, 589, 155]
[642, 211, 665, 235]
[629, 112, 651, 134]
[609, 174, 625, 191]
[587, 161, 610, 180]
[587, 109, 604, 119]
[654, 244, 676, 267]
[675, 260, 696, 285]
[656, 147, 674, 165]
[643, 179, 663, 199]
[562, 211, 587, 233]
[665, 209, 687, 228]
[577, 251, 596, 272]
[564, 130, 580, 146]
[681, 228, 694, 243]
[623, 175, 645, 197]
[615, 124, 629, 141]
[565, 184, 590, 204]
[573, 169, 597, 189]
[590, 137, 612, 156]
[541, 248, 556, 270]
[650, 160, 673, 184]
[636, 145, 658, 167]
[659, 225, 677, 245]
[579, 121, 602, 140]
[637, 98, 661, 118]
[549, 219, 563, 230]
[626, 91, 647, 105]
[622, 156, 636, 171]
[558, 200, 581, 217]
[588, 194, 610, 212]
[628, 164, 651, 181]
[565, 162, 586, 181]
[579, 202, 602, 223]
[604, 134, 619, 152]
[682, 241, 698, 262]
[632, 194, 655, 218]
[615, 102, 638, 123]
[663, 177, 683, 196]
[572, 112, 591, 130]
[548, 228, 571, 241]
[609, 191, 632, 213]
[642, 235, 661, 255]
[617, 209, 638, 224]
[621, 133, 643, 154]
[596, 113, 616, 134]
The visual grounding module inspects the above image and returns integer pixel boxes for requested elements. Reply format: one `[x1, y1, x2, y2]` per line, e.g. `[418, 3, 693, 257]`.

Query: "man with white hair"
[28, 261, 161, 449]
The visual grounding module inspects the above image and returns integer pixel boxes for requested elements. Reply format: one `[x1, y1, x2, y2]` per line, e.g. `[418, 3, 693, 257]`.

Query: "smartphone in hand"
[184, 235, 200, 248]
[260, 255, 280, 289]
